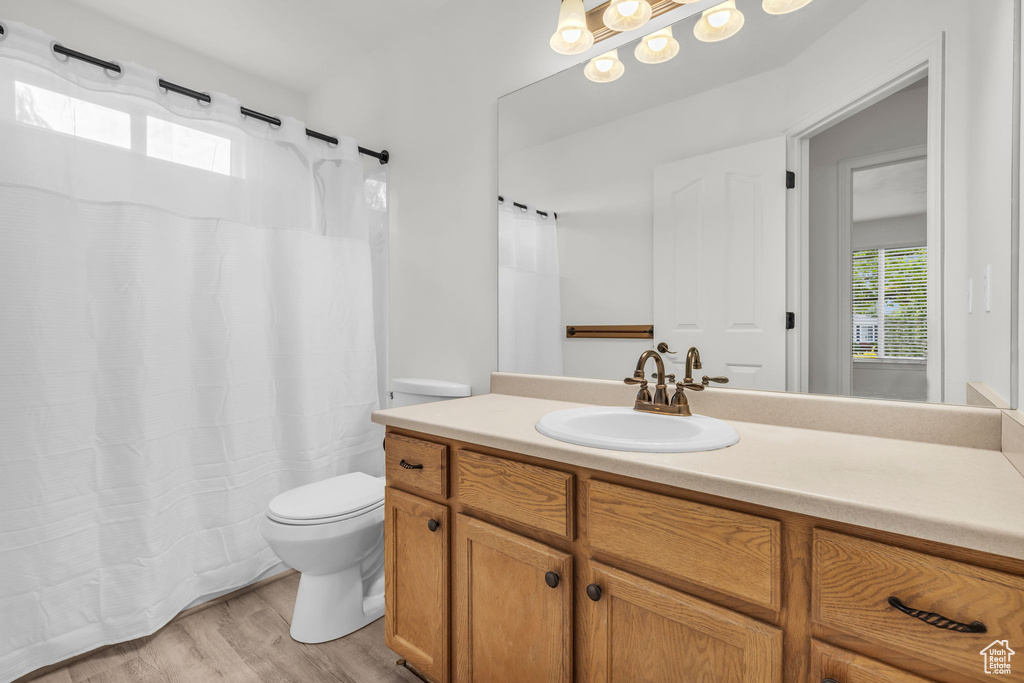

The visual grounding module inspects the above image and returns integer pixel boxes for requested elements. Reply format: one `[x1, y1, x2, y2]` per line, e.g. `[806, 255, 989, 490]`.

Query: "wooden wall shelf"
[566, 325, 654, 339]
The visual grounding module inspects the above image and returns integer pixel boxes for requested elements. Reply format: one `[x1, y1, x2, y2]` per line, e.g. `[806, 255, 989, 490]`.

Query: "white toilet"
[261, 378, 470, 644]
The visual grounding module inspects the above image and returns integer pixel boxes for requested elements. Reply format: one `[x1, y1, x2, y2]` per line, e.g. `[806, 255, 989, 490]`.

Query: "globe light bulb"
[694, 0, 745, 42]
[549, 0, 595, 55]
[584, 49, 625, 83]
[708, 9, 731, 27]
[617, 1, 640, 16]
[561, 28, 582, 43]
[603, 0, 653, 32]
[635, 26, 679, 64]
[647, 36, 669, 52]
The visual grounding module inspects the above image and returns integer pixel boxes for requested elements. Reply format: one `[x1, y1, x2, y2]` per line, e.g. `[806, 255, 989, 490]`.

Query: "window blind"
[851, 246, 927, 361]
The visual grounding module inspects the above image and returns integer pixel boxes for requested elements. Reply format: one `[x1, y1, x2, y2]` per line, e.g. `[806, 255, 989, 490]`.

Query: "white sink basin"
[536, 406, 739, 453]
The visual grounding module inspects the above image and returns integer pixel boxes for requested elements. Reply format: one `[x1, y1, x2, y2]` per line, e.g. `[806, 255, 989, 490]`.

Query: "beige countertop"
[373, 392, 1024, 561]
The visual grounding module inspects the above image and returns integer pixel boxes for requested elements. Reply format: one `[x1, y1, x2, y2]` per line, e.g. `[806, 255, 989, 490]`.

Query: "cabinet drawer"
[813, 530, 1024, 682]
[811, 640, 935, 683]
[587, 480, 781, 609]
[456, 450, 574, 539]
[385, 434, 448, 498]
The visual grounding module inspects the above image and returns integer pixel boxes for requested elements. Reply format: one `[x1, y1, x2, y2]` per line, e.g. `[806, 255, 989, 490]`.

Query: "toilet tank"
[390, 378, 472, 408]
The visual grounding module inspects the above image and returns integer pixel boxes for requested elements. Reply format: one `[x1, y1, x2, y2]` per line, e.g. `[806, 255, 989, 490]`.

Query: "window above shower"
[13, 81, 236, 176]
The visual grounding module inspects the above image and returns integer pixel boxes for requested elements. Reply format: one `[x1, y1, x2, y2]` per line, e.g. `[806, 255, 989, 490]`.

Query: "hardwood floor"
[27, 574, 421, 683]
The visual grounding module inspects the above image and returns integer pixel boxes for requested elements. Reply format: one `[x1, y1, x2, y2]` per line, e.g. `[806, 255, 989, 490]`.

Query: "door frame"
[836, 145, 933, 397]
[783, 35, 945, 400]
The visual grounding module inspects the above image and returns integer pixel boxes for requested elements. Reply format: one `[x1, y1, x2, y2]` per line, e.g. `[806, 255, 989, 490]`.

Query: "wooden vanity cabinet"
[382, 430, 1024, 683]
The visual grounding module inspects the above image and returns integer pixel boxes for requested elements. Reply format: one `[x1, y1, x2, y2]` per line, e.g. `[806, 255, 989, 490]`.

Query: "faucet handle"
[702, 375, 729, 387]
[678, 381, 704, 392]
[624, 376, 647, 386]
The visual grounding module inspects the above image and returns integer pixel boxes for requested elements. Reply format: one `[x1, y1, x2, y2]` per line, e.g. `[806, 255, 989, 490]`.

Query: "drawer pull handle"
[427, 519, 440, 532]
[545, 571, 560, 588]
[887, 596, 987, 633]
[586, 584, 602, 602]
[399, 459, 424, 470]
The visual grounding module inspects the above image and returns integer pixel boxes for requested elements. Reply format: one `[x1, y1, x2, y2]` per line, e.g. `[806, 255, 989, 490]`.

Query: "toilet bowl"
[262, 378, 471, 644]
[260, 472, 386, 644]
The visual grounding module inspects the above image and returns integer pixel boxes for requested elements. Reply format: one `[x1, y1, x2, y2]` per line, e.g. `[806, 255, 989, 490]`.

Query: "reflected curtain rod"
[498, 196, 557, 220]
[45, 41, 390, 165]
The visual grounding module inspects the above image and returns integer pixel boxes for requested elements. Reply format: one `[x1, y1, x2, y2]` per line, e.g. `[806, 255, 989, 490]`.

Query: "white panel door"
[653, 138, 788, 390]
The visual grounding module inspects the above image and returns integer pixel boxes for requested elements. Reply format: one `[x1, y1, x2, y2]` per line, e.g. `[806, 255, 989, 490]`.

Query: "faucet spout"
[633, 350, 669, 405]
[685, 347, 702, 383]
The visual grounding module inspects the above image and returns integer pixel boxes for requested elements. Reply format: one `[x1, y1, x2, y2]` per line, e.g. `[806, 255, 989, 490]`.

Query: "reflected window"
[15, 81, 130, 149]
[146, 117, 231, 175]
[852, 246, 927, 361]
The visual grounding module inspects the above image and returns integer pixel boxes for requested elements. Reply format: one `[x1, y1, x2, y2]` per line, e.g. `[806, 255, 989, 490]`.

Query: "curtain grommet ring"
[50, 41, 71, 63]
[0, 21, 9, 42]
[104, 63, 123, 80]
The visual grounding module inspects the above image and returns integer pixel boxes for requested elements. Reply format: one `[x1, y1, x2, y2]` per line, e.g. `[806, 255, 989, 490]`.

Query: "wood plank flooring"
[26, 574, 420, 683]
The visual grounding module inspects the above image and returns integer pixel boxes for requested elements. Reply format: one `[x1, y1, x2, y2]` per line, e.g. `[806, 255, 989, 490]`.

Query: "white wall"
[313, 0, 1015, 401]
[0, 0, 307, 120]
[305, 0, 601, 396]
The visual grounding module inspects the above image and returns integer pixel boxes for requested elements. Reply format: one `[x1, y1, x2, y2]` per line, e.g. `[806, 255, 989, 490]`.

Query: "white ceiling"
[499, 0, 864, 157]
[854, 158, 928, 223]
[62, 0, 456, 93]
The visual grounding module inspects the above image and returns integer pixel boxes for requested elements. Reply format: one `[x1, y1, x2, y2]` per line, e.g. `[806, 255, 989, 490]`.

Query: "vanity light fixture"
[584, 49, 625, 83]
[762, 0, 815, 14]
[694, 0, 745, 42]
[550, 0, 595, 55]
[603, 0, 654, 32]
[635, 26, 680, 64]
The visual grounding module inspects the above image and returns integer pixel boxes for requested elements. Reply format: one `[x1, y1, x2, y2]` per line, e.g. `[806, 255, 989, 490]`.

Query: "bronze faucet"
[685, 346, 730, 388]
[624, 350, 704, 417]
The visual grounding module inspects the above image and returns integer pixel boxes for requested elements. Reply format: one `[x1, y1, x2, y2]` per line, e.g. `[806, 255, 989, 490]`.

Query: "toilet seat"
[267, 472, 385, 526]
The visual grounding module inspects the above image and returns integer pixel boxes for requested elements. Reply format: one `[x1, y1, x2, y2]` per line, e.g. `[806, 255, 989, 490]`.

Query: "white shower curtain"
[0, 22, 382, 681]
[498, 200, 563, 375]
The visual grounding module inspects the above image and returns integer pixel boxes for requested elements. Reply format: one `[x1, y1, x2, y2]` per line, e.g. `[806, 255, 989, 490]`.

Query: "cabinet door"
[454, 515, 572, 683]
[385, 487, 449, 682]
[582, 562, 782, 683]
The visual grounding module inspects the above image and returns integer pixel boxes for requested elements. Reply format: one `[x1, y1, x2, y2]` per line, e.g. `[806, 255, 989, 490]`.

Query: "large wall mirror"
[498, 0, 1020, 408]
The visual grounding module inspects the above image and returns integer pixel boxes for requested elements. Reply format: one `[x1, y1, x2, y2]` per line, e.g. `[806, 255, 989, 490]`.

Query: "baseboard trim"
[14, 569, 297, 683]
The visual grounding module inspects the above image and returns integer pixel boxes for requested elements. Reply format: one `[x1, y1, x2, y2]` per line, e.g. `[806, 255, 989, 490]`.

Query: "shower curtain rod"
[46, 41, 390, 165]
[498, 196, 557, 220]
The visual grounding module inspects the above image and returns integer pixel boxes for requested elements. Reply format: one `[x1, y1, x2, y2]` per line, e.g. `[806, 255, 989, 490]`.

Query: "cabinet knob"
[427, 519, 439, 532]
[586, 583, 602, 602]
[545, 571, 560, 588]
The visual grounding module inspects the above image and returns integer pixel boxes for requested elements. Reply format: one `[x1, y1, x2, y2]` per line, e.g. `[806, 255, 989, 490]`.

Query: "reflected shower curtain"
[0, 22, 381, 681]
[498, 201, 563, 375]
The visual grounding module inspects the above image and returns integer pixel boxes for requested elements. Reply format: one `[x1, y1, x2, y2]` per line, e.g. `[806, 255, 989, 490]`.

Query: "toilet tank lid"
[391, 377, 472, 398]
[268, 472, 384, 521]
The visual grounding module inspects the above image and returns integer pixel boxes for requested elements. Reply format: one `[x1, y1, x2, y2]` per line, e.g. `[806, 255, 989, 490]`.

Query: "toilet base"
[289, 565, 385, 644]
